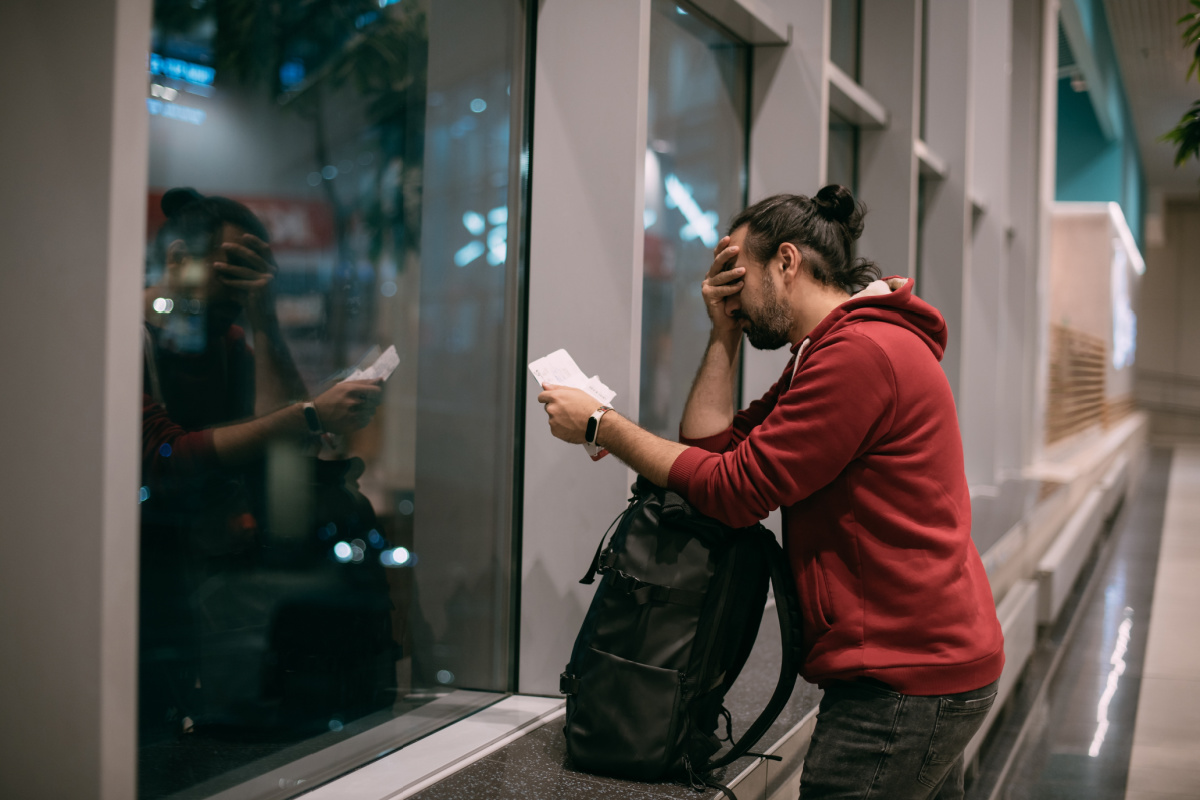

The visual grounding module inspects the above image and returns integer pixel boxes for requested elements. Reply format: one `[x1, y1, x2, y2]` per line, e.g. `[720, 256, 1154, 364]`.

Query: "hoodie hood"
[794, 276, 948, 362]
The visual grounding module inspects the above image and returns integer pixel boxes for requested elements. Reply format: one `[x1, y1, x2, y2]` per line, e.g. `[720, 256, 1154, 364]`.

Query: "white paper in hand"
[342, 345, 399, 383]
[529, 349, 616, 459]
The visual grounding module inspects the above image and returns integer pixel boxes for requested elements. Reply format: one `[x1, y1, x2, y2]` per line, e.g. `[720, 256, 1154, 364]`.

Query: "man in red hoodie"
[539, 187, 1004, 799]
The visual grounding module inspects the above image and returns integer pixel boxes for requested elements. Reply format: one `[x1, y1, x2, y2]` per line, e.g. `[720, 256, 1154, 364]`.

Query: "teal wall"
[1055, 0, 1145, 245]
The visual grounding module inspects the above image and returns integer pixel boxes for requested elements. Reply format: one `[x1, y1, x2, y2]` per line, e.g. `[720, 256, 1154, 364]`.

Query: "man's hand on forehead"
[702, 235, 746, 330]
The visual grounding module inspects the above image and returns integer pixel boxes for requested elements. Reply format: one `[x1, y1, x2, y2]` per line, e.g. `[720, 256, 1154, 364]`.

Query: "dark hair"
[727, 185, 880, 293]
[152, 187, 270, 268]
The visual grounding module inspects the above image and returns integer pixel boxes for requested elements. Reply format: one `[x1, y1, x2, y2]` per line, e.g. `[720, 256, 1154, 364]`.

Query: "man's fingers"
[240, 234, 274, 259]
[704, 244, 740, 279]
[705, 281, 744, 299]
[707, 265, 745, 287]
[712, 235, 730, 259]
[213, 262, 264, 280]
[223, 242, 275, 274]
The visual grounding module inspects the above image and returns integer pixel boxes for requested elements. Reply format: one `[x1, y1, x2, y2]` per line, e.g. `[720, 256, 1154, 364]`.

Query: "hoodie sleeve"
[668, 331, 896, 528]
[142, 393, 219, 477]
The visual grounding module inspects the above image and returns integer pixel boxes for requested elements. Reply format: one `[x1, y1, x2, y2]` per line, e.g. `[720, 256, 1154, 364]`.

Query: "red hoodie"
[667, 278, 1004, 695]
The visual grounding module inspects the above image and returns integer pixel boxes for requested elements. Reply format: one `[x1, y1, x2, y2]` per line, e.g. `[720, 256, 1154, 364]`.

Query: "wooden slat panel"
[1046, 325, 1107, 445]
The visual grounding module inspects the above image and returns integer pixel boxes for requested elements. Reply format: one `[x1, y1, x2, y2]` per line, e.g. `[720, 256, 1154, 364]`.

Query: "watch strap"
[585, 405, 614, 446]
[302, 401, 324, 435]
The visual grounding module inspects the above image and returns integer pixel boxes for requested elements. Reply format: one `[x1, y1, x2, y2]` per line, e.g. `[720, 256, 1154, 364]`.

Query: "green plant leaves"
[1162, 101, 1200, 167]
[1166, 0, 1200, 168]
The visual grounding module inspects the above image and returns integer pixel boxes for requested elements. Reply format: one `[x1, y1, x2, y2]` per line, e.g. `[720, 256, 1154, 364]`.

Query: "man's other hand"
[215, 233, 279, 323]
[702, 235, 745, 338]
[538, 384, 599, 444]
[314, 380, 382, 434]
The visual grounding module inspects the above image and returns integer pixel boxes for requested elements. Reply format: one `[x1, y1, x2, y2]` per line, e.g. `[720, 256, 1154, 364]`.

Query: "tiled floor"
[974, 447, 1174, 800]
[1126, 446, 1200, 800]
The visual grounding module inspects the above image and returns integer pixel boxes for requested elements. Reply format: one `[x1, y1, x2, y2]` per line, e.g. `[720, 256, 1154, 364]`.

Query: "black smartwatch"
[585, 405, 614, 446]
[302, 401, 324, 435]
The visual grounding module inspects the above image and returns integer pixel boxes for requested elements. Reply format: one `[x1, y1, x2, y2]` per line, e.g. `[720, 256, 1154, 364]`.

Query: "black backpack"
[560, 477, 803, 798]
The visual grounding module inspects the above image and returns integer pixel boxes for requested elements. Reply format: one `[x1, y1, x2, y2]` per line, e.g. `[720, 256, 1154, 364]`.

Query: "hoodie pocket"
[813, 555, 836, 627]
[800, 554, 834, 637]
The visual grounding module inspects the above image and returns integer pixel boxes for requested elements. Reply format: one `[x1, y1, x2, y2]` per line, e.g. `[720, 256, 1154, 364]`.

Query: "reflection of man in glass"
[139, 188, 386, 741]
[143, 188, 381, 464]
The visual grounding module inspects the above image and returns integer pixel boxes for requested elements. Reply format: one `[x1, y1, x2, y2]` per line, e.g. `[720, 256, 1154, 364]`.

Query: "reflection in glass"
[830, 0, 862, 82]
[138, 1, 526, 796]
[916, 174, 929, 295]
[827, 113, 859, 197]
[641, 0, 749, 439]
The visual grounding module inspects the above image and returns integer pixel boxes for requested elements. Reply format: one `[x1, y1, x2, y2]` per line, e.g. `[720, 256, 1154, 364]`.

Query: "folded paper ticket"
[342, 345, 399, 383]
[529, 349, 616, 460]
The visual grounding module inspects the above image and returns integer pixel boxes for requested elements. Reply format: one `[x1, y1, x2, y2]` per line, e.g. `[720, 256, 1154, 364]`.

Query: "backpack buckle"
[559, 672, 580, 695]
[597, 548, 617, 572]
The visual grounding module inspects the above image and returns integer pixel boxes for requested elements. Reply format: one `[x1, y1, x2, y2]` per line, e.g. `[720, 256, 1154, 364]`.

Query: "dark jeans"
[799, 678, 999, 799]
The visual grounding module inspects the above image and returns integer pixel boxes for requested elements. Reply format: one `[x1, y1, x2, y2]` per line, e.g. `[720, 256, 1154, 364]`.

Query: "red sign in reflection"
[147, 191, 335, 253]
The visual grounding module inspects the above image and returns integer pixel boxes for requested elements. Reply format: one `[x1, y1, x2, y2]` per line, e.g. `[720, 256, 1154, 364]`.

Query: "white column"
[921, 0, 972, 403]
[960, 0, 1014, 487]
[0, 0, 149, 797]
[1003, 0, 1046, 476]
[519, 0, 652, 695]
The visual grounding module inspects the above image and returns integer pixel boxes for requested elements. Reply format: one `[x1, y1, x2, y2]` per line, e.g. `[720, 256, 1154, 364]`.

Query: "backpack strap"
[580, 493, 638, 585]
[608, 571, 706, 608]
[702, 530, 803, 772]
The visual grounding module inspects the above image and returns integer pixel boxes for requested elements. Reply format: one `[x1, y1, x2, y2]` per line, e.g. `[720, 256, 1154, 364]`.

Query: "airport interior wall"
[0, 0, 1179, 797]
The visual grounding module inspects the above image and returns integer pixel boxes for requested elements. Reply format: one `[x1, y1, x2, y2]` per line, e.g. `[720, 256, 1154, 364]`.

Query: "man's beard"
[739, 276, 793, 351]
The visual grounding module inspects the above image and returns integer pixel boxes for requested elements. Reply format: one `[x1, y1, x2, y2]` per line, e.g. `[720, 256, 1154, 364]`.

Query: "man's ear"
[165, 239, 187, 273]
[165, 240, 209, 289]
[777, 242, 803, 285]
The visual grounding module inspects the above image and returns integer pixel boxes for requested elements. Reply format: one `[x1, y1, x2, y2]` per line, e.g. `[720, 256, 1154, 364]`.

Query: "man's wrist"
[709, 327, 742, 357]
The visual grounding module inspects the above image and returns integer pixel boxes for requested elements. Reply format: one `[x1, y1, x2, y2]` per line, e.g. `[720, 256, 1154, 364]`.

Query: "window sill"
[302, 694, 565, 800]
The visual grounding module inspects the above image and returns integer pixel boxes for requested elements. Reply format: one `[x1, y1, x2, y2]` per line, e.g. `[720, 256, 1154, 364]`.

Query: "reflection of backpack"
[560, 478, 803, 798]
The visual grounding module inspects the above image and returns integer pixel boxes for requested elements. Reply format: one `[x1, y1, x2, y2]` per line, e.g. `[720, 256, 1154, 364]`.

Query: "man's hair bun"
[726, 185, 879, 294]
[161, 187, 205, 218]
[813, 184, 865, 239]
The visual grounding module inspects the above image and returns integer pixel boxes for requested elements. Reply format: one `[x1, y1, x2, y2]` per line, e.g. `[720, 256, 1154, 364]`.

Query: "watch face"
[586, 416, 599, 444]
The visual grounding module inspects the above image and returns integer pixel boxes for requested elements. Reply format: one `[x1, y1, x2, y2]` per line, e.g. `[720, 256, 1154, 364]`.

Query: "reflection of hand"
[314, 380, 383, 434]
[214, 234, 278, 323]
[702, 235, 745, 339]
[537, 383, 600, 444]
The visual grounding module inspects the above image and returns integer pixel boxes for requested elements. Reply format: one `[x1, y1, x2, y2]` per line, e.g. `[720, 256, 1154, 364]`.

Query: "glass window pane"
[641, 0, 749, 439]
[829, 0, 862, 82]
[827, 112, 859, 196]
[920, 0, 930, 140]
[916, 174, 928, 294]
[138, 1, 526, 796]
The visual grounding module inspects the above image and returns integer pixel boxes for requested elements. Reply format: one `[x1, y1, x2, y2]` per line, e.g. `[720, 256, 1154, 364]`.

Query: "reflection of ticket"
[529, 349, 616, 461]
[343, 345, 399, 383]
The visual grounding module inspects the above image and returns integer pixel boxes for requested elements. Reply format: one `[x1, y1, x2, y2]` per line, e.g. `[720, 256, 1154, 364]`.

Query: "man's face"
[166, 223, 246, 334]
[726, 226, 794, 351]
